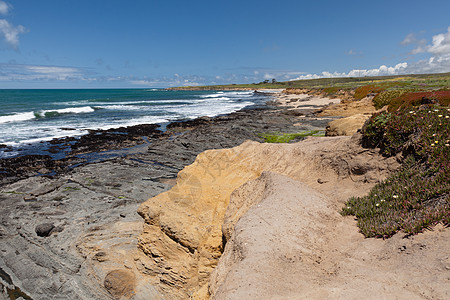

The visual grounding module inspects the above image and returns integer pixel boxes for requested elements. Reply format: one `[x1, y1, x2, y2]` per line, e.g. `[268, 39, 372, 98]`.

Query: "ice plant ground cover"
[342, 105, 449, 238]
[259, 130, 324, 143]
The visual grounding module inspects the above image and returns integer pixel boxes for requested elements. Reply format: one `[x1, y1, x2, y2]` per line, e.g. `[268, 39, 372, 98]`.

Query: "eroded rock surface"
[137, 134, 400, 298]
[325, 113, 370, 136]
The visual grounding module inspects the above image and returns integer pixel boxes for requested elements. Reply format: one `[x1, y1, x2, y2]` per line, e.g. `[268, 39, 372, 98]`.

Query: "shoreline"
[0, 92, 275, 186]
[2, 90, 447, 299]
[0, 91, 338, 298]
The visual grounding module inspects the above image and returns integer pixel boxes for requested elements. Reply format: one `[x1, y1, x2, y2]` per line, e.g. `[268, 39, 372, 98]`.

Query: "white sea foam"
[170, 100, 253, 119]
[0, 106, 96, 124]
[92, 116, 171, 131]
[0, 112, 36, 124]
[200, 91, 253, 99]
[57, 99, 194, 106]
[39, 106, 95, 116]
[200, 92, 224, 98]
[0, 89, 263, 147]
[100, 105, 147, 111]
[3, 131, 87, 146]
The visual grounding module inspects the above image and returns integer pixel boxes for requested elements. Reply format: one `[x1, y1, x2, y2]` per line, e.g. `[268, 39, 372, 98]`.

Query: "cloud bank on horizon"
[291, 26, 450, 81]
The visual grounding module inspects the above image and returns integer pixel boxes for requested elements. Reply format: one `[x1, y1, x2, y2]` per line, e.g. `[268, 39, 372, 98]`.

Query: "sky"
[0, 0, 449, 88]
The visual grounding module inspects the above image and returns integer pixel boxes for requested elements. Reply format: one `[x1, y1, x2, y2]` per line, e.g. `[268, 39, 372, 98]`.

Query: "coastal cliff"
[137, 134, 401, 298]
[136, 89, 449, 299]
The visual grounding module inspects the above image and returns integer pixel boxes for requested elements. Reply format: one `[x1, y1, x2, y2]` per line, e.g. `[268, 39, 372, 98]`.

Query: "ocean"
[0, 89, 271, 158]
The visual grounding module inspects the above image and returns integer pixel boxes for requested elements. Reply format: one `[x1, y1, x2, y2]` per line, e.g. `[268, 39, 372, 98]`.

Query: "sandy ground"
[276, 93, 341, 110]
[210, 171, 449, 299]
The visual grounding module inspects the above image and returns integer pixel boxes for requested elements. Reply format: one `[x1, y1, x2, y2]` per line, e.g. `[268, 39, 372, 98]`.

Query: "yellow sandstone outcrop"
[137, 136, 399, 298]
[318, 96, 376, 117]
[325, 113, 370, 136]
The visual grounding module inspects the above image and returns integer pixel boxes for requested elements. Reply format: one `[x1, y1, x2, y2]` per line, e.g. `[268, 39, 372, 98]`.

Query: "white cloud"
[24, 65, 83, 80]
[129, 74, 206, 87]
[0, 2, 27, 49]
[0, 19, 26, 48]
[428, 26, 450, 55]
[401, 32, 427, 54]
[0, 1, 9, 15]
[292, 27, 450, 81]
[347, 49, 362, 56]
[0, 64, 85, 81]
[292, 63, 408, 80]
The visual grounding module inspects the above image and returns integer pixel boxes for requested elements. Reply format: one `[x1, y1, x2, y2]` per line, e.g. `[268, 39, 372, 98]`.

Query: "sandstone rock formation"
[325, 113, 370, 136]
[137, 135, 400, 298]
[318, 96, 376, 117]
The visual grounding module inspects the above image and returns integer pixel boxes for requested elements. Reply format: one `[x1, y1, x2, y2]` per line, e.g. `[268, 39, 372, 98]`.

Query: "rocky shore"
[0, 95, 335, 299]
[1, 92, 448, 299]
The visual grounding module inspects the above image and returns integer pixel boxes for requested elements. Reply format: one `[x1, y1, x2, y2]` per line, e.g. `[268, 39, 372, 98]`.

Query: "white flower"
[376, 203, 380, 207]
[392, 195, 398, 199]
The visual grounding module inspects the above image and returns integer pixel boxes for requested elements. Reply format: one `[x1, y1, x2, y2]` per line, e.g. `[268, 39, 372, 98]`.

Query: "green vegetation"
[387, 91, 450, 112]
[169, 72, 450, 92]
[342, 105, 449, 238]
[372, 90, 410, 109]
[259, 130, 324, 143]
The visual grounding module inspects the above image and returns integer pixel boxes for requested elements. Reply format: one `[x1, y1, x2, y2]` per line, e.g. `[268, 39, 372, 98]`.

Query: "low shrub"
[360, 112, 391, 148]
[372, 90, 409, 109]
[322, 87, 340, 96]
[354, 85, 385, 100]
[387, 90, 450, 112]
[342, 105, 450, 238]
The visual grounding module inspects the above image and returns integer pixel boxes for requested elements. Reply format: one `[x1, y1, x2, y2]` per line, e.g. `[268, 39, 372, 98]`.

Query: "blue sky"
[0, 0, 449, 88]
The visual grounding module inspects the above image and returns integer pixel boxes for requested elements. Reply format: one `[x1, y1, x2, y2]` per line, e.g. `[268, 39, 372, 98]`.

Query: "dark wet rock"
[166, 116, 212, 130]
[35, 223, 55, 237]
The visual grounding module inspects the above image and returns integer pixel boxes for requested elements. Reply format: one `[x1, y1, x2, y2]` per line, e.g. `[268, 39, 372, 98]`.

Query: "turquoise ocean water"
[0, 89, 269, 158]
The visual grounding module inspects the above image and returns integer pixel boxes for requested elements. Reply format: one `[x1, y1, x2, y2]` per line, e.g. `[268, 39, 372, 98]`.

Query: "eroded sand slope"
[137, 134, 411, 298]
[210, 172, 449, 299]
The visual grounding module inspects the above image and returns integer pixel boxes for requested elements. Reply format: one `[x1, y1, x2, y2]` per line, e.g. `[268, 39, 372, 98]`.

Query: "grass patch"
[260, 130, 324, 143]
[168, 72, 450, 91]
[342, 105, 449, 238]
